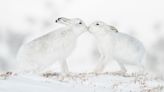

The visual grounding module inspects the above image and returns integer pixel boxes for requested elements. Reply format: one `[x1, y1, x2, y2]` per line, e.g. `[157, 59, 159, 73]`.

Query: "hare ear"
[108, 25, 118, 33]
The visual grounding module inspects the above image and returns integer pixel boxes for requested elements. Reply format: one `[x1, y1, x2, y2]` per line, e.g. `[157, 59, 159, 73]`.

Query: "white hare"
[16, 17, 87, 75]
[88, 21, 145, 74]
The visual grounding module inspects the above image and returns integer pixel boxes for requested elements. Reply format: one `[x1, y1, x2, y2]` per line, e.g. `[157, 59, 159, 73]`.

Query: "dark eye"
[79, 22, 82, 24]
[96, 23, 99, 26]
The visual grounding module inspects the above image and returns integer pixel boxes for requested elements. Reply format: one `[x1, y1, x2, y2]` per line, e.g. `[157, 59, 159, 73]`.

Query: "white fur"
[16, 17, 87, 74]
[88, 21, 145, 73]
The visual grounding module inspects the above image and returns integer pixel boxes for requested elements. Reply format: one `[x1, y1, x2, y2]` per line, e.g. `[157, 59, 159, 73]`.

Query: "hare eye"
[79, 22, 82, 24]
[96, 23, 99, 26]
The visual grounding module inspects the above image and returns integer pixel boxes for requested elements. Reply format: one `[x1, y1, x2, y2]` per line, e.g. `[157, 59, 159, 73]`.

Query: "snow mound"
[0, 72, 164, 92]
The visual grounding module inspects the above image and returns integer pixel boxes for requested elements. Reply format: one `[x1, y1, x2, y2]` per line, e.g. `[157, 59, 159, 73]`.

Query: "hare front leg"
[93, 56, 113, 74]
[114, 61, 127, 75]
[60, 59, 69, 75]
[57, 59, 69, 81]
[93, 46, 105, 73]
[110, 58, 127, 75]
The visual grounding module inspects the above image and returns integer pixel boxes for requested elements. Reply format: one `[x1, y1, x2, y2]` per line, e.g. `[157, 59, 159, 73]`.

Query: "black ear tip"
[96, 23, 99, 26]
[56, 17, 62, 23]
[58, 17, 62, 20]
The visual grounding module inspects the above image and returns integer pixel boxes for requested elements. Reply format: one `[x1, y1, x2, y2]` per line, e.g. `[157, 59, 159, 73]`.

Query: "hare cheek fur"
[17, 17, 87, 75]
[89, 22, 145, 74]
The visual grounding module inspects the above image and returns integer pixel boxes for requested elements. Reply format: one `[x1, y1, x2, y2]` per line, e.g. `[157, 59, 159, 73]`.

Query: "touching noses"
[87, 26, 93, 33]
[86, 26, 89, 30]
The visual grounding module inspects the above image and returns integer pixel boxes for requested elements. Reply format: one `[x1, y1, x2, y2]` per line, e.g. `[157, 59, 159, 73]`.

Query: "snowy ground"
[0, 72, 163, 92]
[0, 0, 164, 92]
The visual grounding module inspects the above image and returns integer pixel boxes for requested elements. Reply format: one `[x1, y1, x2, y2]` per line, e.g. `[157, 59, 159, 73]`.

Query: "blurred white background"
[0, 0, 164, 77]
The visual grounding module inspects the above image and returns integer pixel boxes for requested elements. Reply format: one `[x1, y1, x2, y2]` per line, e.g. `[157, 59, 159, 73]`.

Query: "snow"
[0, 73, 163, 92]
[0, 0, 164, 91]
